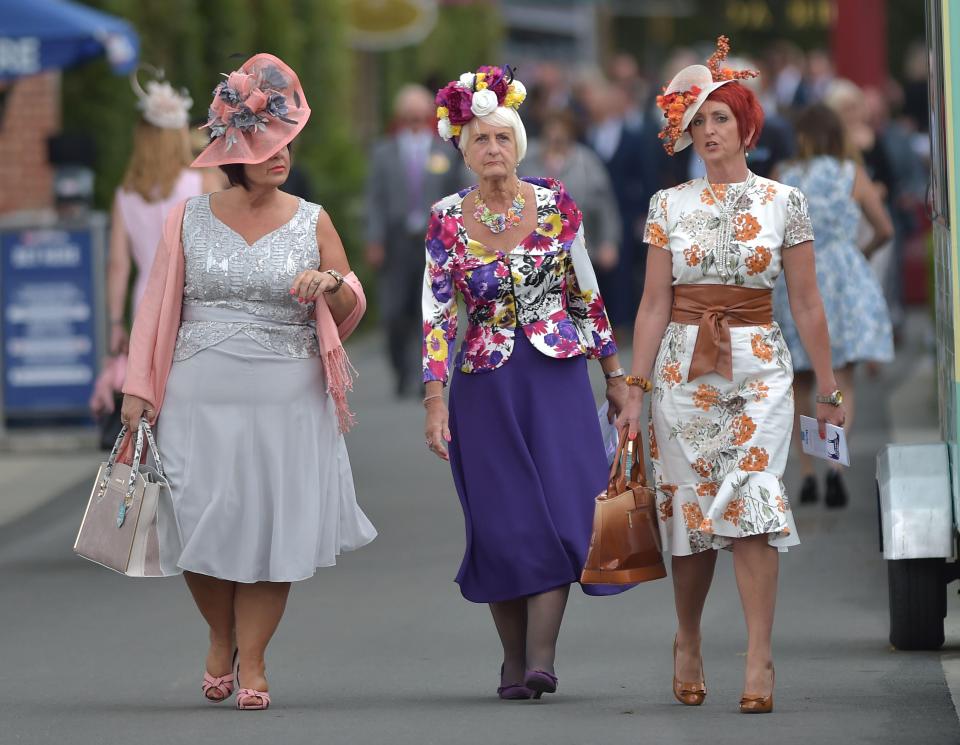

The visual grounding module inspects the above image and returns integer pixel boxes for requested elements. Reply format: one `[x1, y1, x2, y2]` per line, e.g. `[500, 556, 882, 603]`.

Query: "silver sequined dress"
[156, 194, 376, 583]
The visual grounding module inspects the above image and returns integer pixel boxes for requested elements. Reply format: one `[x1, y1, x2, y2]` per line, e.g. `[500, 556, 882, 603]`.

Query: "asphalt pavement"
[1, 317, 958, 745]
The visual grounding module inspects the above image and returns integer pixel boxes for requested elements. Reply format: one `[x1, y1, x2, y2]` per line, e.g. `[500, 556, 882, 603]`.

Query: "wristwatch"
[323, 269, 344, 294]
[815, 389, 843, 406]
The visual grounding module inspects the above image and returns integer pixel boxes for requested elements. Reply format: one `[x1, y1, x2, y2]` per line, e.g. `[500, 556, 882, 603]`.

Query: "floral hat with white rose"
[434, 65, 526, 146]
[192, 52, 311, 168]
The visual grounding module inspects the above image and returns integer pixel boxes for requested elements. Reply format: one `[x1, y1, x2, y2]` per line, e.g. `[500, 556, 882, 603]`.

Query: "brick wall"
[0, 72, 60, 214]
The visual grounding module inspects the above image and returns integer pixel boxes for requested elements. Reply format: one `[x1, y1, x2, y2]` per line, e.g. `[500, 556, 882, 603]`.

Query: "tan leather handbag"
[581, 431, 667, 585]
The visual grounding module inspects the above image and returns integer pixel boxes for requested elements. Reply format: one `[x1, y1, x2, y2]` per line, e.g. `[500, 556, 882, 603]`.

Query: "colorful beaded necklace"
[473, 187, 525, 234]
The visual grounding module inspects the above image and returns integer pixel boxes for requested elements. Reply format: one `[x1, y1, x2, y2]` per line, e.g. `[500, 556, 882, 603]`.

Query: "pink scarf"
[121, 200, 365, 460]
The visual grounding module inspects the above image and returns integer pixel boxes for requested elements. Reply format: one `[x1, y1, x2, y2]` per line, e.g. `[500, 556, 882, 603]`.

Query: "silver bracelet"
[604, 367, 625, 380]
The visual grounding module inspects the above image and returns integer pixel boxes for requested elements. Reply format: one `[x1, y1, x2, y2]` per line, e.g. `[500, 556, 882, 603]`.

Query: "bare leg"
[732, 535, 778, 695]
[489, 598, 527, 685]
[183, 571, 236, 700]
[792, 370, 816, 477]
[525, 585, 571, 675]
[234, 581, 291, 705]
[673, 550, 718, 683]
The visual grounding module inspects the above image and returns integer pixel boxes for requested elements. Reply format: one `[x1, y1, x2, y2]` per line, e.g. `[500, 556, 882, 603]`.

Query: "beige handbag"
[74, 419, 182, 577]
[581, 431, 667, 585]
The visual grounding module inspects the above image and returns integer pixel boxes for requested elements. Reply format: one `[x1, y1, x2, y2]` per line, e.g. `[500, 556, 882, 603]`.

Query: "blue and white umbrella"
[0, 0, 139, 81]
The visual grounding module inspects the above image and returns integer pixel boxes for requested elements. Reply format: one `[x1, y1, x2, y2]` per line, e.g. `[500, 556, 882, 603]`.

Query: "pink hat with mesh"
[192, 53, 310, 168]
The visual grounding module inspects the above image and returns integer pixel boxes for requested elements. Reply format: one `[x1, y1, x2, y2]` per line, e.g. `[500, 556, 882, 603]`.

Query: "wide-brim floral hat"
[192, 53, 310, 168]
[657, 36, 757, 155]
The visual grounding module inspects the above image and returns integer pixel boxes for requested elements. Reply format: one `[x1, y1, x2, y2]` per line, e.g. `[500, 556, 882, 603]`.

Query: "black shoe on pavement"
[798, 475, 818, 504]
[824, 471, 848, 508]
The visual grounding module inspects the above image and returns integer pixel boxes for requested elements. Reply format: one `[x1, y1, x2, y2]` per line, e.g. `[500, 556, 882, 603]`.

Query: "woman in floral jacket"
[619, 39, 845, 714]
[423, 66, 632, 701]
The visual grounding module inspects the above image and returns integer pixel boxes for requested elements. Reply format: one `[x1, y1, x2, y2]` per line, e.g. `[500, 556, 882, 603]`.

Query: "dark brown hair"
[218, 162, 249, 189]
[793, 104, 847, 160]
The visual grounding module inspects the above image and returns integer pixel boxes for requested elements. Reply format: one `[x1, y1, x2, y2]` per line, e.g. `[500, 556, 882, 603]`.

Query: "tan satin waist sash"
[671, 284, 773, 381]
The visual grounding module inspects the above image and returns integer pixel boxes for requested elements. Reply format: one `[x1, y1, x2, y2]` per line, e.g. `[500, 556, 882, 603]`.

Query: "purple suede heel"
[498, 665, 534, 700]
[523, 669, 558, 698]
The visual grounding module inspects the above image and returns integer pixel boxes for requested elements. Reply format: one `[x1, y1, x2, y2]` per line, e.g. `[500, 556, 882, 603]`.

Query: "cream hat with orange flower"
[657, 36, 758, 154]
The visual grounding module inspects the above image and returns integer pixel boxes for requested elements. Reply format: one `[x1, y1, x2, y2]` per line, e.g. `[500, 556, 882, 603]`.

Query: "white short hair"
[458, 107, 528, 162]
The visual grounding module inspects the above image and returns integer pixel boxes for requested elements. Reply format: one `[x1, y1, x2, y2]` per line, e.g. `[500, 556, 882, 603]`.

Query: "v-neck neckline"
[206, 193, 304, 248]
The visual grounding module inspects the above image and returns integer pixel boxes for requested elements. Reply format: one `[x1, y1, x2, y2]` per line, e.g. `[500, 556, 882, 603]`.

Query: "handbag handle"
[97, 419, 166, 528]
[606, 427, 649, 495]
[96, 422, 135, 499]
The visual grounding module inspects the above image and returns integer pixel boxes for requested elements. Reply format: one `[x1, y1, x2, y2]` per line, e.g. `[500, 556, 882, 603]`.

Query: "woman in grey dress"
[120, 54, 376, 711]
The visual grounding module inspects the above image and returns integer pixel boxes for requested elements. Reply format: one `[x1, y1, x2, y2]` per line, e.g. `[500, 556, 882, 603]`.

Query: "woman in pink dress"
[107, 73, 212, 354]
[92, 74, 209, 424]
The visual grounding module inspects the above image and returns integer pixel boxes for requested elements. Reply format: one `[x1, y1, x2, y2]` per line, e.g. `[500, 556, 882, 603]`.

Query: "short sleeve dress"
[642, 173, 814, 555]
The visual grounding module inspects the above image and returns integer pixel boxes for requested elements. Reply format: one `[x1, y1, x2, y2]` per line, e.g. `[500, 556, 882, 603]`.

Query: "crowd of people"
[514, 40, 930, 333]
[83, 32, 930, 716]
[361, 39, 929, 507]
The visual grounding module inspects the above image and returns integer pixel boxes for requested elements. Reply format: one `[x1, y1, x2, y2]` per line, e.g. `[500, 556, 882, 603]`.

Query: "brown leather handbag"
[580, 431, 667, 585]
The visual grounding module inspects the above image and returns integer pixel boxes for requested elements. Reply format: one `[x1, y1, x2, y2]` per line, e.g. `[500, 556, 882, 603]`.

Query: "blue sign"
[0, 226, 100, 416]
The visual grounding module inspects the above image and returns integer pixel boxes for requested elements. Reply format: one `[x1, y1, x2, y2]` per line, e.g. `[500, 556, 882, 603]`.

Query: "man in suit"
[364, 84, 468, 396]
[583, 81, 651, 330]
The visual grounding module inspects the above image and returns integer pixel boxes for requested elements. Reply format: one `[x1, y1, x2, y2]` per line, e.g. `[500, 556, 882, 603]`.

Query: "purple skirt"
[447, 332, 631, 603]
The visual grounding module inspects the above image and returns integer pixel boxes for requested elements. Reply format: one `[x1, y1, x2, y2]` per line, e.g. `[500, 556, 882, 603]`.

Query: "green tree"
[379, 2, 503, 127]
[196, 0, 256, 80]
[60, 0, 139, 209]
[136, 0, 207, 106]
[251, 0, 303, 71]
[293, 0, 364, 236]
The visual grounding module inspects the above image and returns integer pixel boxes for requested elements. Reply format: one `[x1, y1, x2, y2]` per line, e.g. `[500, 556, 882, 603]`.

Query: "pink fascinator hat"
[192, 53, 310, 168]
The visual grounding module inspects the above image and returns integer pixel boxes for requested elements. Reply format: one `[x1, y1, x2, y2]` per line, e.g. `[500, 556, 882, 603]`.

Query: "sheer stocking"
[525, 585, 570, 675]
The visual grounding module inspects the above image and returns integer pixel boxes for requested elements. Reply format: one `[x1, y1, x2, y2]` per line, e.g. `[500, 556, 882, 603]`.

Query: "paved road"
[2, 329, 958, 745]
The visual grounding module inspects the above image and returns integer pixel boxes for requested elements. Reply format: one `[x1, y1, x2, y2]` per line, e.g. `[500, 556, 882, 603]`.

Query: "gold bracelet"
[624, 375, 653, 392]
[422, 393, 444, 407]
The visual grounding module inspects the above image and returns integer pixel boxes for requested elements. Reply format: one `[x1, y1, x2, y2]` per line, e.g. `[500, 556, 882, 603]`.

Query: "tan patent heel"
[739, 665, 774, 714]
[672, 636, 706, 706]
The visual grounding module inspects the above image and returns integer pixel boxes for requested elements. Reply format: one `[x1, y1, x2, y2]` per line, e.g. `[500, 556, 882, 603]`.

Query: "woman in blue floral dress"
[773, 104, 894, 507]
[422, 67, 632, 701]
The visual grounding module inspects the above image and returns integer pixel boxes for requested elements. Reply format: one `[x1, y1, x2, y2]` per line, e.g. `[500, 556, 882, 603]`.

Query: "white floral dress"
[643, 173, 814, 555]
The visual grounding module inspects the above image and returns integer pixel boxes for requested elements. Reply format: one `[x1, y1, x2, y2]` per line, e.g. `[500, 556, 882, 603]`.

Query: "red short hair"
[705, 82, 764, 150]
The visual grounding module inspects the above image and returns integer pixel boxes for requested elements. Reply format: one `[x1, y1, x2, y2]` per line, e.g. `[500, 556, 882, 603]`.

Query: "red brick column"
[0, 72, 61, 214]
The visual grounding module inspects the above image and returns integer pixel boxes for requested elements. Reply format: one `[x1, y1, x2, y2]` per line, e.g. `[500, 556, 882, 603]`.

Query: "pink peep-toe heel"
[202, 648, 238, 703]
[236, 688, 271, 710]
[202, 670, 236, 703]
[235, 666, 271, 710]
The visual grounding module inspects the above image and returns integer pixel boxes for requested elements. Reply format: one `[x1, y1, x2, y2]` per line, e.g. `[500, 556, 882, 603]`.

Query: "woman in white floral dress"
[619, 38, 845, 714]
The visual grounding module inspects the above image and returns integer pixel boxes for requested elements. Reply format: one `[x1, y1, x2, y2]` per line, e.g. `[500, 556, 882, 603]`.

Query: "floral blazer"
[422, 177, 616, 384]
